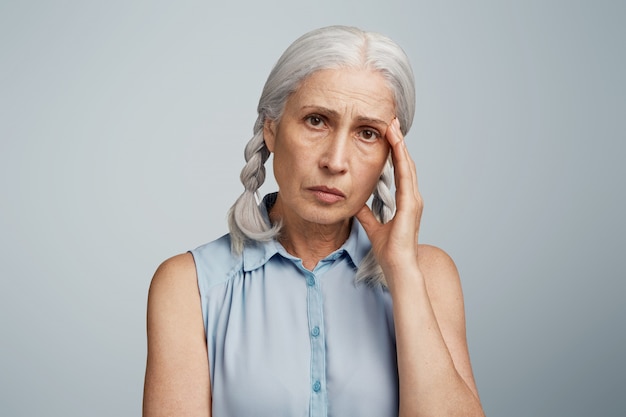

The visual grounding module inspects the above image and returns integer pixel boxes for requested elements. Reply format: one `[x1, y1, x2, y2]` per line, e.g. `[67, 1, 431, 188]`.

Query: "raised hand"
[356, 117, 423, 281]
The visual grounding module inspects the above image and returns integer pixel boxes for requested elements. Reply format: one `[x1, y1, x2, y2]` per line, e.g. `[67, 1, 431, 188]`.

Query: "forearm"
[386, 261, 484, 417]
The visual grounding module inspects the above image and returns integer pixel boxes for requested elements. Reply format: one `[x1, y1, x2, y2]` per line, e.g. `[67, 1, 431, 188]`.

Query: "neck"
[269, 197, 351, 271]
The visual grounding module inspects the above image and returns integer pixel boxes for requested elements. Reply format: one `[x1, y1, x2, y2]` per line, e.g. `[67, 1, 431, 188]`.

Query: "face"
[263, 68, 396, 228]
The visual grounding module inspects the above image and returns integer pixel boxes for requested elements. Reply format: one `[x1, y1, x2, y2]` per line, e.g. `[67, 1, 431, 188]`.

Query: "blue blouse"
[190, 197, 399, 417]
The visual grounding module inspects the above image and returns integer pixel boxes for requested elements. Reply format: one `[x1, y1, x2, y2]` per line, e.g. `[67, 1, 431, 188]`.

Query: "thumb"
[355, 204, 381, 236]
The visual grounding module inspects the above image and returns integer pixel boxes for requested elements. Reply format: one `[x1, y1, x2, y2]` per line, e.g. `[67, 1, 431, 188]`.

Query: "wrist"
[380, 252, 419, 276]
[381, 257, 424, 292]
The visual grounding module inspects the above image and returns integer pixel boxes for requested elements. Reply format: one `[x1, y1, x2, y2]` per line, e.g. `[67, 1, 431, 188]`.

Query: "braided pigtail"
[228, 128, 281, 254]
[371, 158, 395, 223]
[356, 158, 395, 287]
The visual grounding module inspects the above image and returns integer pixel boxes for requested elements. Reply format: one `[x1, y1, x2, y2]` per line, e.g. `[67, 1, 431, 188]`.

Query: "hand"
[356, 118, 423, 276]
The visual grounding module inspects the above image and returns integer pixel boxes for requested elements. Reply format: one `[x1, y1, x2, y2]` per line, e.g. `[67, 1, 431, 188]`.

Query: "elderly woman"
[143, 26, 484, 417]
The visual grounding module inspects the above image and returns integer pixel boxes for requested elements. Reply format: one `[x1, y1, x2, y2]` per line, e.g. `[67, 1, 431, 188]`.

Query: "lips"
[309, 186, 345, 197]
[308, 186, 346, 204]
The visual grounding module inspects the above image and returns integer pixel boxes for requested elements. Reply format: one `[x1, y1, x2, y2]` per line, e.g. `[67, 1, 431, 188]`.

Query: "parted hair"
[227, 25, 416, 286]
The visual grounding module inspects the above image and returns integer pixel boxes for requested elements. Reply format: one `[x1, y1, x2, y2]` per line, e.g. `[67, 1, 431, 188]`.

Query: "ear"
[263, 119, 277, 152]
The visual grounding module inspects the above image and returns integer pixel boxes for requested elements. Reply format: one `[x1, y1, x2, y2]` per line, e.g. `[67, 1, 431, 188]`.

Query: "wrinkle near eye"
[358, 129, 381, 142]
[287, 69, 396, 136]
[307, 115, 323, 127]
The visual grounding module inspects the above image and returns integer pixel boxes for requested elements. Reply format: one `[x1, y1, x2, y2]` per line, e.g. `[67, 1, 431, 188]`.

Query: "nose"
[319, 131, 349, 174]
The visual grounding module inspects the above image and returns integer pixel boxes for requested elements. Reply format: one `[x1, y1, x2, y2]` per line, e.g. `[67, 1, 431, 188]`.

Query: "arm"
[142, 253, 212, 417]
[388, 244, 483, 417]
[356, 118, 484, 417]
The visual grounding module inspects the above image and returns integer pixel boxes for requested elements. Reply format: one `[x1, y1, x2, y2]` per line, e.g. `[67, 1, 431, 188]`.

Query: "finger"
[398, 137, 422, 217]
[386, 120, 424, 243]
[385, 116, 404, 147]
[403, 140, 419, 199]
[355, 204, 382, 237]
[385, 119, 405, 190]
[398, 139, 423, 234]
[387, 119, 418, 204]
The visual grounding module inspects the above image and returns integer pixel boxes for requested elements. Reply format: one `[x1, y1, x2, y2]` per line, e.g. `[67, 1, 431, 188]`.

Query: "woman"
[143, 26, 485, 417]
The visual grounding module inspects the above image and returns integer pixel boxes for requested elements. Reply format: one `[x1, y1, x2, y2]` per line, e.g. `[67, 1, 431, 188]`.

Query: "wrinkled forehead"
[285, 68, 396, 121]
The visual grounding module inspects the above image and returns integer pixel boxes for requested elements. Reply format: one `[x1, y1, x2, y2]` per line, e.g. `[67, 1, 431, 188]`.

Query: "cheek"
[364, 148, 390, 176]
[363, 154, 390, 191]
[355, 162, 385, 195]
[271, 143, 311, 189]
[271, 153, 290, 186]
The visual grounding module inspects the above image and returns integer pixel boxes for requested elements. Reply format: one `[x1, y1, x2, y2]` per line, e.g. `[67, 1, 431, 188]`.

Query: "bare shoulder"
[144, 253, 211, 416]
[146, 253, 201, 326]
[416, 244, 465, 331]
[145, 252, 205, 356]
[417, 244, 481, 397]
[146, 251, 205, 353]
[417, 244, 458, 271]
[149, 252, 197, 294]
[417, 244, 463, 303]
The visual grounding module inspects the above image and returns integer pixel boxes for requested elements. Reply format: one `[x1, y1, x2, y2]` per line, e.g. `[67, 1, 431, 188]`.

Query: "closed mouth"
[308, 186, 345, 198]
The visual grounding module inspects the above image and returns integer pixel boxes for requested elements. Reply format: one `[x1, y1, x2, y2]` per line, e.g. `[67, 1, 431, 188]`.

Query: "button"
[306, 276, 315, 287]
[312, 380, 321, 392]
[311, 326, 320, 337]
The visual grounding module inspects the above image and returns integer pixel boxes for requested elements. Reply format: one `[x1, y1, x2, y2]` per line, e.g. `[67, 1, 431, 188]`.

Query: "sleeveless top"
[190, 195, 399, 417]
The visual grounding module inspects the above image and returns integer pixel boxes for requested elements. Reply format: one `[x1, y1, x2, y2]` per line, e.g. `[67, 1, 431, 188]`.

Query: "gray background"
[1, 1, 624, 416]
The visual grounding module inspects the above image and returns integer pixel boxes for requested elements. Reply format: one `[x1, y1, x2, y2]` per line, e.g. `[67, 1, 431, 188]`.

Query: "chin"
[300, 206, 354, 226]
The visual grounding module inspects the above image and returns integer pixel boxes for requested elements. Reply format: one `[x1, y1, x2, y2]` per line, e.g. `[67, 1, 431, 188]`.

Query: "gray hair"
[227, 25, 416, 286]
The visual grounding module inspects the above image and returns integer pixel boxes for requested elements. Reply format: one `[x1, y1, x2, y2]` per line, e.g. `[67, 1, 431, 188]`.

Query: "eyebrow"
[300, 105, 390, 127]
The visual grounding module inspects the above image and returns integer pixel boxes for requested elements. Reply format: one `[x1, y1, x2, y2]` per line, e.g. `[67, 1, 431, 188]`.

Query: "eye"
[305, 115, 325, 128]
[358, 128, 381, 142]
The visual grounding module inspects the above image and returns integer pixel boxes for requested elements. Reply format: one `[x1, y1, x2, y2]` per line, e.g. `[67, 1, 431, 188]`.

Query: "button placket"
[312, 380, 321, 392]
[305, 271, 327, 417]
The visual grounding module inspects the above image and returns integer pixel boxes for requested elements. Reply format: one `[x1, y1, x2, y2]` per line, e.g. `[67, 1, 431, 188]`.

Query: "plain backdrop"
[1, 1, 624, 416]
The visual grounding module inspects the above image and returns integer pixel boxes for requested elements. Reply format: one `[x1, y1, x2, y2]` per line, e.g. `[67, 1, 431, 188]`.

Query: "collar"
[242, 193, 370, 272]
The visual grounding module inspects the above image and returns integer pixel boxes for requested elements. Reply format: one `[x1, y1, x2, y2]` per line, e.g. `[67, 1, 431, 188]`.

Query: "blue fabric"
[190, 195, 399, 416]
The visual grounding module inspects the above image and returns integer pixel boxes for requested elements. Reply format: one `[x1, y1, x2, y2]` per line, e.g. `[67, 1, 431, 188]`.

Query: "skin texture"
[263, 69, 394, 268]
[143, 68, 485, 416]
[356, 117, 485, 416]
[143, 253, 211, 417]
